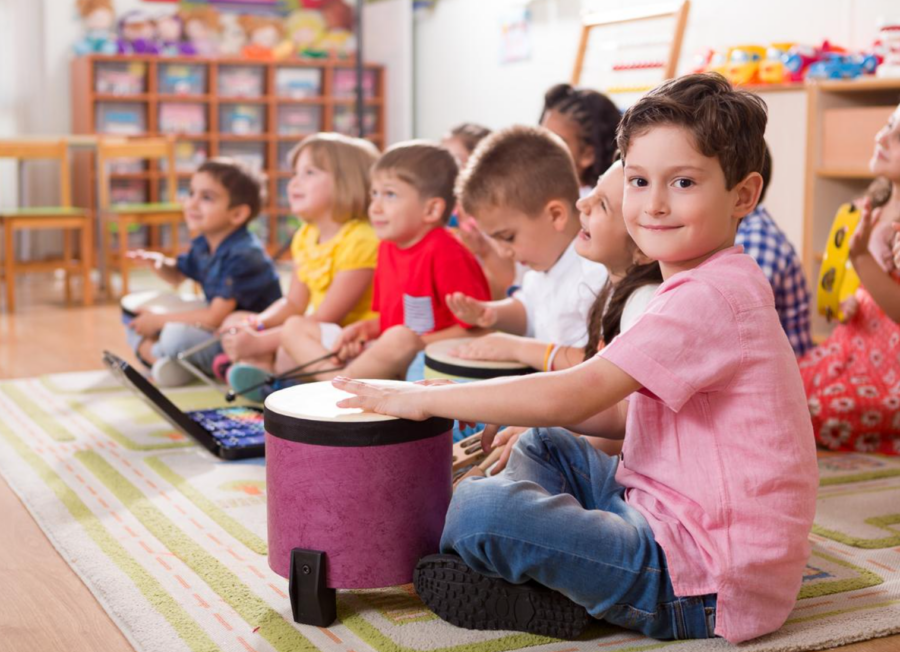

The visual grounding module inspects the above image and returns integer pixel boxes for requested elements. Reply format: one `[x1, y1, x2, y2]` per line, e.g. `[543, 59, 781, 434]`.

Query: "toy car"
[807, 53, 878, 80]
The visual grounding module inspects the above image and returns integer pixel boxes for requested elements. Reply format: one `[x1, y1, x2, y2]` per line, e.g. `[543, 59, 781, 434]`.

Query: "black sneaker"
[414, 554, 592, 640]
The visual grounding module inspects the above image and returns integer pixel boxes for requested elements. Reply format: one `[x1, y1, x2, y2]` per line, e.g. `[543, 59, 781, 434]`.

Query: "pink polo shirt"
[600, 247, 818, 644]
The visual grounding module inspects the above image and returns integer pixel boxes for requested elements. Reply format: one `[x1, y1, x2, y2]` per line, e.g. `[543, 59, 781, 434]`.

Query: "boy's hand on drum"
[446, 292, 497, 328]
[451, 333, 521, 362]
[130, 310, 165, 337]
[125, 249, 164, 269]
[333, 377, 430, 421]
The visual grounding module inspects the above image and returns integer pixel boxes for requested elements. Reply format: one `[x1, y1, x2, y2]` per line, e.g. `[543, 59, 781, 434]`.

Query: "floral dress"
[799, 286, 900, 454]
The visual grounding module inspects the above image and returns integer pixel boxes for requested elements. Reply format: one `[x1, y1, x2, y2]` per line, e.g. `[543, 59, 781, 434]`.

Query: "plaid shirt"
[736, 205, 812, 357]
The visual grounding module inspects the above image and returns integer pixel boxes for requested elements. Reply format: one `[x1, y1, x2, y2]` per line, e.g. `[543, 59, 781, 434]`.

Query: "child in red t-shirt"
[278, 141, 491, 380]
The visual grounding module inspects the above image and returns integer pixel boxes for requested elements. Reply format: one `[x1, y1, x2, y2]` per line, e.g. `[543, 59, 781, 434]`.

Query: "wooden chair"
[0, 139, 94, 311]
[96, 136, 185, 297]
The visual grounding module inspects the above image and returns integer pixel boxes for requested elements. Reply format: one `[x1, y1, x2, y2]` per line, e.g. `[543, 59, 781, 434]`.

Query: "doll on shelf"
[274, 10, 327, 60]
[73, 0, 118, 55]
[180, 6, 221, 57]
[156, 12, 196, 57]
[117, 10, 160, 55]
[238, 15, 285, 61]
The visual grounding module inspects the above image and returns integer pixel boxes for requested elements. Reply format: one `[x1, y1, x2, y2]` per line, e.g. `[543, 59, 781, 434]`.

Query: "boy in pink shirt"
[332, 74, 818, 643]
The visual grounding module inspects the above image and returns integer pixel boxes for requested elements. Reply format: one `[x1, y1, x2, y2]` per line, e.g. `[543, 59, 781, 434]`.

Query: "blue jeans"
[126, 322, 221, 375]
[442, 428, 718, 640]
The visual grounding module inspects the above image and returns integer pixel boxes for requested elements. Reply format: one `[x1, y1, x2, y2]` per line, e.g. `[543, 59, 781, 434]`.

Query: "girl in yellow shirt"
[220, 133, 380, 400]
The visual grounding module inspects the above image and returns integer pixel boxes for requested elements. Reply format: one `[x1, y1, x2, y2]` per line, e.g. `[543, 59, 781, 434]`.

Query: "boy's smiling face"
[368, 171, 443, 249]
[623, 125, 760, 279]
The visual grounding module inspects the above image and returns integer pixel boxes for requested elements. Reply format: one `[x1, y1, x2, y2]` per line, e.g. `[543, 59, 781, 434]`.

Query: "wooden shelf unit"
[71, 54, 386, 253]
[803, 78, 900, 340]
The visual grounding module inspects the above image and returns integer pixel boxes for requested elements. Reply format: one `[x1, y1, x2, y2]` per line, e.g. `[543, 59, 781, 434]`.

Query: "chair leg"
[118, 219, 130, 297]
[4, 222, 15, 312]
[102, 220, 112, 300]
[63, 227, 72, 304]
[81, 220, 94, 307]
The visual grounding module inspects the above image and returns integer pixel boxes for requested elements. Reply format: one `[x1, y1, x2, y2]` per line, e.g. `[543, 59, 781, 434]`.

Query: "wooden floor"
[0, 273, 897, 652]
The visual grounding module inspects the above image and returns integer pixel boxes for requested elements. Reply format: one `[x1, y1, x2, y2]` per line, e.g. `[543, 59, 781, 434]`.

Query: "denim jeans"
[125, 323, 222, 375]
[442, 428, 718, 640]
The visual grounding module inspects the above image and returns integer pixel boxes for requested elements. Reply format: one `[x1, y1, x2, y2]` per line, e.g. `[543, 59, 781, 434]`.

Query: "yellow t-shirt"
[290, 220, 379, 326]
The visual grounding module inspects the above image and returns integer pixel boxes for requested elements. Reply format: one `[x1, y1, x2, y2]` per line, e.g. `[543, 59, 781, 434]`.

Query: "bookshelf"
[71, 54, 386, 253]
[803, 78, 900, 341]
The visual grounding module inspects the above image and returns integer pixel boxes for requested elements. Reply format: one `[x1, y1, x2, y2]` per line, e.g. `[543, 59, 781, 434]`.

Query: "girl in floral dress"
[799, 104, 900, 454]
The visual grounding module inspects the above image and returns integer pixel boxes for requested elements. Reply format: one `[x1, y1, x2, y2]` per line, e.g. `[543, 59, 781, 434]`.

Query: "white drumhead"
[265, 380, 405, 423]
[425, 337, 530, 370]
[120, 290, 207, 315]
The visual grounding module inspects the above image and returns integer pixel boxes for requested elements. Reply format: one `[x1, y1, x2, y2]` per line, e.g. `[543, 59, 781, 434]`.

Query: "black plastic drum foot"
[289, 548, 337, 626]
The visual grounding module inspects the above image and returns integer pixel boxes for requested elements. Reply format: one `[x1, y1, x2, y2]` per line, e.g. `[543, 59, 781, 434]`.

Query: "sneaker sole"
[414, 554, 591, 639]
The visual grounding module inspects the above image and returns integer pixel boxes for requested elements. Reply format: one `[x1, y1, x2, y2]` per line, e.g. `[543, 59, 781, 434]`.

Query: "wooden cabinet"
[71, 55, 386, 253]
[804, 78, 900, 340]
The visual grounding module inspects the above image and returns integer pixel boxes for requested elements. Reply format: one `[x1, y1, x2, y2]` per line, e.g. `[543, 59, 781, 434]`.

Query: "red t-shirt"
[373, 227, 490, 334]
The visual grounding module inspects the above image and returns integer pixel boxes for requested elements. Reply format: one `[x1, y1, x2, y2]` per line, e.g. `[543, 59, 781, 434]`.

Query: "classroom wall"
[412, 0, 899, 255]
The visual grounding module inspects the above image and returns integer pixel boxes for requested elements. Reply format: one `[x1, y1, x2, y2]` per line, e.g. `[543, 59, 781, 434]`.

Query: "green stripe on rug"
[798, 551, 883, 599]
[69, 399, 195, 451]
[820, 469, 900, 486]
[76, 450, 319, 652]
[0, 419, 219, 652]
[812, 517, 900, 549]
[336, 591, 585, 652]
[785, 599, 900, 626]
[145, 455, 267, 556]
[0, 382, 76, 442]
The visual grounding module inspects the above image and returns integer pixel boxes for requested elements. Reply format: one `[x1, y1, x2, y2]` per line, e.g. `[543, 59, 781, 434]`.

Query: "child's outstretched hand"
[451, 333, 521, 362]
[333, 377, 431, 421]
[457, 217, 494, 260]
[446, 292, 498, 328]
[849, 197, 882, 263]
[129, 310, 165, 338]
[125, 249, 164, 269]
[489, 426, 528, 473]
[892, 223, 900, 271]
[838, 296, 859, 323]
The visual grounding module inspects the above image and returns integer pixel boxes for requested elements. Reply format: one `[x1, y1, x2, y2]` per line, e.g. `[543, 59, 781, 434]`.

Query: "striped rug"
[1, 370, 900, 652]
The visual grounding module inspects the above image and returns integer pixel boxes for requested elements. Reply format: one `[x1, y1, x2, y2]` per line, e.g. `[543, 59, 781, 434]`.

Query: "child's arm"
[445, 293, 529, 335]
[126, 250, 186, 286]
[311, 269, 375, 324]
[334, 354, 640, 431]
[851, 201, 900, 323]
[130, 297, 237, 337]
[254, 275, 311, 329]
[452, 333, 585, 370]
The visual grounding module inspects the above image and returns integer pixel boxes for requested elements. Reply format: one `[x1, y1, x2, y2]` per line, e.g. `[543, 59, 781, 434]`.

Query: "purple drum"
[264, 381, 453, 626]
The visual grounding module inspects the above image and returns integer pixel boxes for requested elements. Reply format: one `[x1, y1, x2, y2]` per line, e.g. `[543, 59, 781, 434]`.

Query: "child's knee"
[282, 316, 320, 342]
[221, 311, 251, 329]
[442, 478, 515, 548]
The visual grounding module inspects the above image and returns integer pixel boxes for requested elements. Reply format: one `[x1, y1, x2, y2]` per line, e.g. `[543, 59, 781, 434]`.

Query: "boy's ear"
[733, 171, 763, 218]
[423, 197, 447, 225]
[229, 204, 251, 226]
[546, 199, 571, 232]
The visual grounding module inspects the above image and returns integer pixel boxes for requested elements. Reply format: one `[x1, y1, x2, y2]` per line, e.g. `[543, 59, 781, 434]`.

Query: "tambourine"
[817, 203, 861, 322]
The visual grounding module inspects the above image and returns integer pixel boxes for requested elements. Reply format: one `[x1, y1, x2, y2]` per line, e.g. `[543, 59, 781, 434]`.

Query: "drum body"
[120, 290, 207, 326]
[265, 382, 453, 589]
[424, 337, 535, 382]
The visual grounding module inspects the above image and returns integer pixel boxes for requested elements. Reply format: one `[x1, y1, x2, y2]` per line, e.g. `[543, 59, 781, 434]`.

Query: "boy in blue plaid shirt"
[736, 146, 812, 356]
